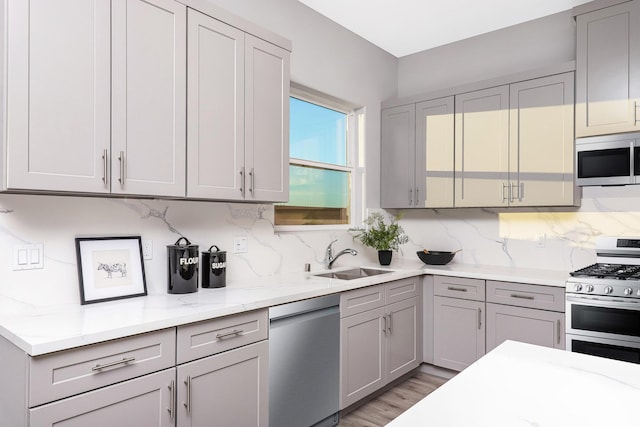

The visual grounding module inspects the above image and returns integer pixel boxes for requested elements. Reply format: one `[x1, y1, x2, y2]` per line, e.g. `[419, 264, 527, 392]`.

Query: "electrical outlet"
[535, 234, 546, 248]
[233, 237, 248, 254]
[142, 240, 153, 260]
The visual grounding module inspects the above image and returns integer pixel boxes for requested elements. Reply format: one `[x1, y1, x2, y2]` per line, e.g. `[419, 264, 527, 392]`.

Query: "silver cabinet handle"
[382, 315, 388, 335]
[102, 149, 108, 184]
[415, 188, 419, 206]
[184, 376, 191, 414]
[510, 293, 534, 300]
[635, 101, 638, 123]
[239, 167, 245, 196]
[447, 286, 468, 292]
[249, 167, 254, 195]
[409, 188, 412, 205]
[168, 380, 175, 420]
[92, 356, 135, 372]
[118, 151, 125, 184]
[557, 319, 561, 345]
[478, 308, 482, 330]
[216, 329, 243, 340]
[502, 183, 509, 202]
[388, 313, 393, 333]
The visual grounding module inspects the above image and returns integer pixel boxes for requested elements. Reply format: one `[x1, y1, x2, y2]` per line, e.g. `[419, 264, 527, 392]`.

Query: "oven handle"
[567, 295, 640, 309]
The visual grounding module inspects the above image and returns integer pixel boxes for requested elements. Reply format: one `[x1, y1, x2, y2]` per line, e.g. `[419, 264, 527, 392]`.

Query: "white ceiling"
[298, 0, 593, 57]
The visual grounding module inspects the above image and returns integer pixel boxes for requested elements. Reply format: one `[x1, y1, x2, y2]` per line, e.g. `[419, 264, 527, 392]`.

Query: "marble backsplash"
[2, 184, 640, 306]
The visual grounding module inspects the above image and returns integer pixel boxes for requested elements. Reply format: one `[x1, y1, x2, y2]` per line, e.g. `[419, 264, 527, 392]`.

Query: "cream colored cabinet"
[454, 85, 510, 207]
[111, 0, 186, 197]
[186, 10, 290, 202]
[455, 73, 575, 207]
[433, 275, 486, 372]
[576, 1, 640, 137]
[381, 97, 454, 208]
[5, 0, 186, 197]
[340, 278, 421, 408]
[485, 280, 565, 352]
[509, 73, 575, 206]
[5, 0, 111, 193]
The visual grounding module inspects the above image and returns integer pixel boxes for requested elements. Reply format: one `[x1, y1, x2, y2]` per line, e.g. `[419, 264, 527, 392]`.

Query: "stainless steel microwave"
[576, 133, 640, 186]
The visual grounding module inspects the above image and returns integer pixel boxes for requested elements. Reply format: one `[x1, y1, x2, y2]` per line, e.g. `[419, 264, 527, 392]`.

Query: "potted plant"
[350, 212, 409, 265]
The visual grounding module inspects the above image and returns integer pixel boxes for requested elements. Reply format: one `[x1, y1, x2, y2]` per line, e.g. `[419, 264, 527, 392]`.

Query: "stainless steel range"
[566, 236, 640, 363]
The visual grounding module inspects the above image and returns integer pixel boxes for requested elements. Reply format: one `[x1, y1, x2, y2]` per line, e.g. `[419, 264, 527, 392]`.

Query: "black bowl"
[416, 250, 456, 265]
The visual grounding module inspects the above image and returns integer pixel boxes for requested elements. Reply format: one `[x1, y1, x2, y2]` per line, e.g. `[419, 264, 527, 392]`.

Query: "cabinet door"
[576, 1, 640, 137]
[29, 368, 175, 427]
[454, 86, 509, 207]
[177, 341, 268, 427]
[340, 307, 386, 409]
[486, 303, 564, 352]
[416, 97, 454, 208]
[186, 9, 245, 200]
[386, 297, 420, 383]
[433, 296, 485, 371]
[111, 0, 186, 197]
[244, 35, 290, 202]
[381, 104, 416, 208]
[510, 73, 575, 206]
[6, 0, 110, 193]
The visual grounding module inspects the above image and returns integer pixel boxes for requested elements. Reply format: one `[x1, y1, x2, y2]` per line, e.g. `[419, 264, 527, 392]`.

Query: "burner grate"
[571, 263, 640, 280]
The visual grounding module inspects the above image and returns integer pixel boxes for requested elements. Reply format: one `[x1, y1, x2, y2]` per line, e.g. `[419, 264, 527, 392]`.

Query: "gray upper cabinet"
[111, 0, 187, 197]
[381, 98, 454, 208]
[454, 86, 510, 207]
[381, 104, 416, 208]
[186, 12, 290, 203]
[576, 0, 640, 137]
[6, 0, 111, 193]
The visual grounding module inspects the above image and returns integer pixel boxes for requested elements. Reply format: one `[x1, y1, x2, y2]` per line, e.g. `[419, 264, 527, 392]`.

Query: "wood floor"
[338, 372, 449, 427]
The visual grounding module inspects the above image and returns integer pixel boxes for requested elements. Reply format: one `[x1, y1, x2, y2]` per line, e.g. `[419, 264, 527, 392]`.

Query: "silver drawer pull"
[92, 356, 136, 372]
[510, 293, 534, 300]
[447, 286, 468, 292]
[216, 329, 243, 340]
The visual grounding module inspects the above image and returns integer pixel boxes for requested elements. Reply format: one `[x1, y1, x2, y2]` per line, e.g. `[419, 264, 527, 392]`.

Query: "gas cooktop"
[570, 263, 640, 280]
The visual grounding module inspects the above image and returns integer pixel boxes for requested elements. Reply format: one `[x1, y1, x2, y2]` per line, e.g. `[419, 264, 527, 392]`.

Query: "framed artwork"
[75, 236, 147, 305]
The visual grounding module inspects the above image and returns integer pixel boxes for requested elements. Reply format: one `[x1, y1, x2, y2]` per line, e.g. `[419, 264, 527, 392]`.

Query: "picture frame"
[75, 236, 147, 305]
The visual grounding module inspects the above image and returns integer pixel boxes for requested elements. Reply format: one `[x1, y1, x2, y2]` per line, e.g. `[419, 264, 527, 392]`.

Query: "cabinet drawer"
[340, 284, 385, 318]
[29, 328, 176, 407]
[434, 276, 485, 301]
[177, 309, 268, 364]
[385, 277, 420, 305]
[486, 281, 565, 312]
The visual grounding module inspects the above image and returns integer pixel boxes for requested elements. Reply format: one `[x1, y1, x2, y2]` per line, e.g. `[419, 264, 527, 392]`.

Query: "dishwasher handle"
[269, 294, 340, 321]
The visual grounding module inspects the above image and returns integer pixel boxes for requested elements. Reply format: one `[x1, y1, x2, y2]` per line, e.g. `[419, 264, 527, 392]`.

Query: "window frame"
[275, 84, 364, 232]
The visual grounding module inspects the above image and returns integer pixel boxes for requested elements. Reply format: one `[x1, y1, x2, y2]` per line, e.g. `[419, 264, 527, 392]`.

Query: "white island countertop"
[388, 340, 640, 427]
[0, 263, 569, 356]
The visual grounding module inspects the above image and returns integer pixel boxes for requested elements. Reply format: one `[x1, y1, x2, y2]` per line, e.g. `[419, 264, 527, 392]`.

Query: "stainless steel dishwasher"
[269, 294, 340, 427]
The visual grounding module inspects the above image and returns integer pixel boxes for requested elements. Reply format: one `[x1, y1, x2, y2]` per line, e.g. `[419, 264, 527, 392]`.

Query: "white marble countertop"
[388, 340, 640, 427]
[0, 263, 569, 356]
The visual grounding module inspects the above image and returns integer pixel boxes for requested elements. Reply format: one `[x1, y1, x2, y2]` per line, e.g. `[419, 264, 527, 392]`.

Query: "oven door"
[575, 137, 634, 186]
[566, 294, 640, 343]
[566, 334, 640, 364]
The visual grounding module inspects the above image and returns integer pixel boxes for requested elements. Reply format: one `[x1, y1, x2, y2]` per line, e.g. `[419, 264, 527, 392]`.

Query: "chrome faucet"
[324, 239, 358, 269]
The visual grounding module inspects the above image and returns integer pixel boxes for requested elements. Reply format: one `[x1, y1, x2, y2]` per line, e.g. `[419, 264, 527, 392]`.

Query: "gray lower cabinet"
[340, 278, 421, 409]
[176, 341, 268, 427]
[29, 368, 175, 427]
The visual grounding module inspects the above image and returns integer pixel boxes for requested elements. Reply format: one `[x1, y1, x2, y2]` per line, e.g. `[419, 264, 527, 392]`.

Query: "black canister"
[167, 237, 199, 294]
[201, 245, 226, 288]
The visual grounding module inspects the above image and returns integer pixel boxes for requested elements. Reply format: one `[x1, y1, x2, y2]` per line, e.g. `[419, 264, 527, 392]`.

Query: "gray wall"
[397, 10, 577, 98]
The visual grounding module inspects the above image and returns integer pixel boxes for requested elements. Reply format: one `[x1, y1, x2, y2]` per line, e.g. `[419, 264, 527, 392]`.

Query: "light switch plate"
[233, 237, 248, 254]
[13, 243, 44, 270]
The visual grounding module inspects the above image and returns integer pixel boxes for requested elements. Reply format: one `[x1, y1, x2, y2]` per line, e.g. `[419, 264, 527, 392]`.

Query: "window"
[275, 91, 362, 227]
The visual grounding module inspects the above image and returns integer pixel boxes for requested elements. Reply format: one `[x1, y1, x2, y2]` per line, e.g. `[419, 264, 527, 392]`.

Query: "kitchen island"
[388, 340, 640, 426]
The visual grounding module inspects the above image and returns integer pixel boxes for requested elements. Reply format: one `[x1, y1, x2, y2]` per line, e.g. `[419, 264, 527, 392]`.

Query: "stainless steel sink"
[313, 267, 392, 280]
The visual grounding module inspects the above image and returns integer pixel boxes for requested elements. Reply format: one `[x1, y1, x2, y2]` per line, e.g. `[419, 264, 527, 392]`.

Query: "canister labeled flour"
[167, 237, 199, 294]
